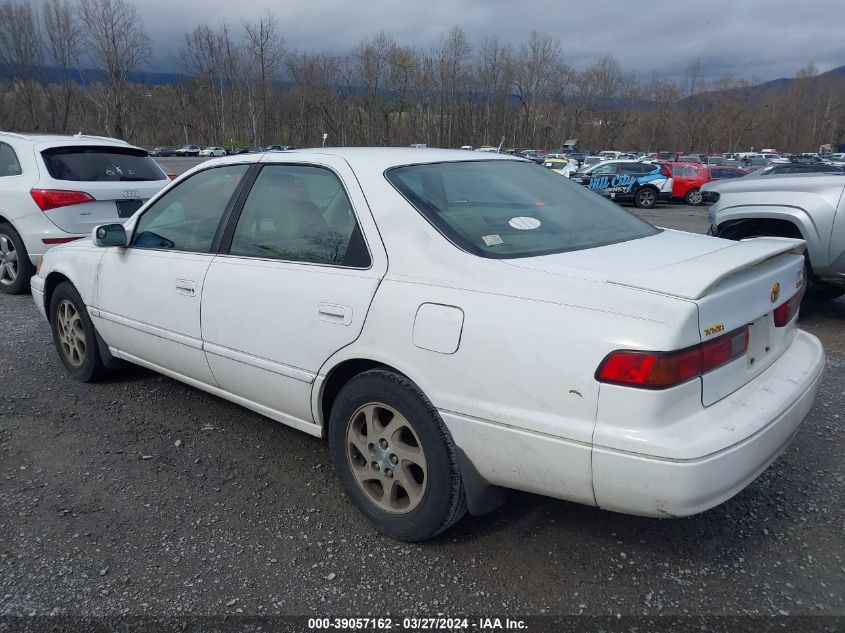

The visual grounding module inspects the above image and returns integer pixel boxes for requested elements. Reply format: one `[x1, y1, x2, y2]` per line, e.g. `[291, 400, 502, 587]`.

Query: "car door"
[93, 163, 253, 385]
[200, 156, 387, 431]
[582, 162, 618, 193]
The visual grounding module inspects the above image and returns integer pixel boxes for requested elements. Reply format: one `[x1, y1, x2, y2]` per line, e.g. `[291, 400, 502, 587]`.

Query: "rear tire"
[49, 281, 107, 382]
[634, 187, 657, 209]
[685, 188, 703, 206]
[328, 369, 467, 541]
[0, 222, 35, 295]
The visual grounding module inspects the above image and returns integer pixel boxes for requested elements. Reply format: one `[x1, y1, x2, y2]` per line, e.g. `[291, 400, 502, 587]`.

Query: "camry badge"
[770, 282, 781, 303]
[123, 190, 140, 199]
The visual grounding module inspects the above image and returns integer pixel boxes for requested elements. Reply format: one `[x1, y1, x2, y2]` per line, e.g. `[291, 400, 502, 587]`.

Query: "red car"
[666, 162, 711, 205]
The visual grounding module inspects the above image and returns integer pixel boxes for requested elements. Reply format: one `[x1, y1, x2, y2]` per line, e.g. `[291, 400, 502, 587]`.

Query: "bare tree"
[0, 0, 44, 130]
[513, 31, 560, 146]
[76, 0, 151, 138]
[243, 12, 283, 145]
[42, 0, 78, 132]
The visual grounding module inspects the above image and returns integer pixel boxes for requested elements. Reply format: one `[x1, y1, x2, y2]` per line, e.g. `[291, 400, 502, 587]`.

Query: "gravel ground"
[0, 198, 843, 630]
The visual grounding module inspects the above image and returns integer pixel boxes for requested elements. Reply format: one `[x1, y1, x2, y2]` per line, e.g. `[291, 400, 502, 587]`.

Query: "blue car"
[570, 160, 674, 209]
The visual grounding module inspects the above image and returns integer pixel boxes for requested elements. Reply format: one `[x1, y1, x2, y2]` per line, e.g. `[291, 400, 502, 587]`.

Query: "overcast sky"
[137, 0, 842, 81]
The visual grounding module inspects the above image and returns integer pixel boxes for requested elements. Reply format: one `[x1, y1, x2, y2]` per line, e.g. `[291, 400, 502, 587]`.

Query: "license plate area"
[116, 200, 145, 218]
[746, 315, 772, 369]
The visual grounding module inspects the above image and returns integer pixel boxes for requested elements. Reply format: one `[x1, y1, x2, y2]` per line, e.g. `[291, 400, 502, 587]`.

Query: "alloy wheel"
[638, 190, 655, 207]
[345, 402, 428, 514]
[688, 190, 703, 205]
[0, 234, 18, 286]
[56, 299, 87, 367]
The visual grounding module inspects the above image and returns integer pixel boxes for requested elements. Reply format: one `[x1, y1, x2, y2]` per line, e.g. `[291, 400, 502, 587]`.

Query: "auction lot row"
[0, 165, 842, 621]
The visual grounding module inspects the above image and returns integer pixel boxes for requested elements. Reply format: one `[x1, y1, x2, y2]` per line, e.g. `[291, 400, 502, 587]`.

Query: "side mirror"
[92, 223, 128, 247]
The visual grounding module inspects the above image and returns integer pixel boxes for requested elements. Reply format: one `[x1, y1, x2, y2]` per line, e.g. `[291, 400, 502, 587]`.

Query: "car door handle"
[318, 303, 352, 325]
[175, 279, 196, 296]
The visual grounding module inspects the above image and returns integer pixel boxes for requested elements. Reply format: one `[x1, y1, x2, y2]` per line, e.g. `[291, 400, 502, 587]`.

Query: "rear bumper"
[592, 329, 825, 517]
[15, 212, 85, 264]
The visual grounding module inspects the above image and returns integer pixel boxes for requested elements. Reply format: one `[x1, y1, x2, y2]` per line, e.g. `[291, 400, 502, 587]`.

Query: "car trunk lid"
[506, 231, 807, 404]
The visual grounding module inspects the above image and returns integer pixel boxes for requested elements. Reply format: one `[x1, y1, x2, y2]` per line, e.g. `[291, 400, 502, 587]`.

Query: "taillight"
[167, 173, 178, 180]
[30, 189, 94, 211]
[596, 326, 749, 389]
[659, 164, 672, 177]
[773, 285, 805, 327]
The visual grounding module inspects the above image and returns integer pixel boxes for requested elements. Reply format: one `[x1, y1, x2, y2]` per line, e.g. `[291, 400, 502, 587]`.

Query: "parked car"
[265, 145, 294, 152]
[665, 162, 711, 205]
[581, 155, 605, 168]
[31, 148, 824, 541]
[565, 152, 586, 167]
[519, 150, 546, 163]
[570, 160, 674, 208]
[542, 157, 575, 177]
[706, 172, 845, 300]
[743, 163, 845, 178]
[149, 146, 177, 157]
[199, 147, 227, 157]
[175, 145, 202, 157]
[0, 131, 170, 294]
[708, 166, 748, 181]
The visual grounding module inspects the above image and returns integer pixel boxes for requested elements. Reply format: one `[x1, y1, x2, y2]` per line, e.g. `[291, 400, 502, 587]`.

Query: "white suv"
[0, 132, 170, 294]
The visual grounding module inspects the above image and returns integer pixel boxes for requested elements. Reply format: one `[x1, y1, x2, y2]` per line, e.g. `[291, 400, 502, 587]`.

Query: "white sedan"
[199, 147, 226, 157]
[30, 149, 825, 541]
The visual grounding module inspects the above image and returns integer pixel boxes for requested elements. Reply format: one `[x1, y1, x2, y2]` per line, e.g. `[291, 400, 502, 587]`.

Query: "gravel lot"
[1, 166, 843, 630]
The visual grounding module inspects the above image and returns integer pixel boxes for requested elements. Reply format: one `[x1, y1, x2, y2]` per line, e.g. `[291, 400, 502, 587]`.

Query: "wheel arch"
[44, 270, 72, 315]
[316, 355, 506, 517]
[318, 358, 407, 431]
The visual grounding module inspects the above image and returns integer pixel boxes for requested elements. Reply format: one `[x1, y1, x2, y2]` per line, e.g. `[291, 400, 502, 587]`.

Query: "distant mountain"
[0, 64, 187, 86]
[678, 64, 845, 107]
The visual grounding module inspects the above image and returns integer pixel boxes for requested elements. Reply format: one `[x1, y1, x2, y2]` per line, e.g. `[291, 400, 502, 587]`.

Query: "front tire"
[49, 281, 107, 382]
[0, 222, 35, 295]
[328, 369, 467, 541]
[685, 188, 703, 206]
[634, 187, 657, 209]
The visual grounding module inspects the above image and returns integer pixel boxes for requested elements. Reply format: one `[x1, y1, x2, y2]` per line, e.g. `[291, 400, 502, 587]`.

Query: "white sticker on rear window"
[482, 234, 504, 246]
[508, 216, 541, 230]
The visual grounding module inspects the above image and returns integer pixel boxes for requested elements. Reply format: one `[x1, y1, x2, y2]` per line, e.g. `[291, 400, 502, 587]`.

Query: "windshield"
[385, 160, 659, 259]
[41, 146, 165, 182]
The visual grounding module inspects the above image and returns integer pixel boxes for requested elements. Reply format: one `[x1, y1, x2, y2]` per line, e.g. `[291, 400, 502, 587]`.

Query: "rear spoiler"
[607, 237, 806, 300]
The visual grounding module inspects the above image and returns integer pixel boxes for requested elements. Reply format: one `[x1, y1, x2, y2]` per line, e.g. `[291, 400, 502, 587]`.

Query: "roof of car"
[0, 131, 129, 145]
[286, 147, 523, 170]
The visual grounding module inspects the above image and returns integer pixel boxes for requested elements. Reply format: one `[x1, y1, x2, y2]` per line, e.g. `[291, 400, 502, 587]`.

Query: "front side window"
[386, 160, 659, 259]
[41, 146, 164, 182]
[0, 142, 22, 176]
[228, 165, 370, 267]
[132, 164, 249, 253]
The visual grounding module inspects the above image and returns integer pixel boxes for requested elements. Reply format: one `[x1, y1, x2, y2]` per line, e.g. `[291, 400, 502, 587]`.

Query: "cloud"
[136, 0, 843, 80]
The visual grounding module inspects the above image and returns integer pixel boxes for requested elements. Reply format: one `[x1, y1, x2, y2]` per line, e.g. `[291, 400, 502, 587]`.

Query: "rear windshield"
[385, 160, 659, 259]
[40, 146, 164, 182]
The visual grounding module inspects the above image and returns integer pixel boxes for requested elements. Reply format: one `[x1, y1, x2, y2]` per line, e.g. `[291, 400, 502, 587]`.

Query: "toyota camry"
[31, 148, 825, 541]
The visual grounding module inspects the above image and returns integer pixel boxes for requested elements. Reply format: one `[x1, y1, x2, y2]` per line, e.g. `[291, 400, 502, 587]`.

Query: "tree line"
[1, 0, 844, 153]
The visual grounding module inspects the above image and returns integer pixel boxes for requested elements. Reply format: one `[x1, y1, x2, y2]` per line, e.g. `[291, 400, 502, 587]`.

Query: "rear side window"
[386, 160, 659, 259]
[228, 165, 370, 267]
[41, 146, 164, 182]
[0, 142, 22, 177]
